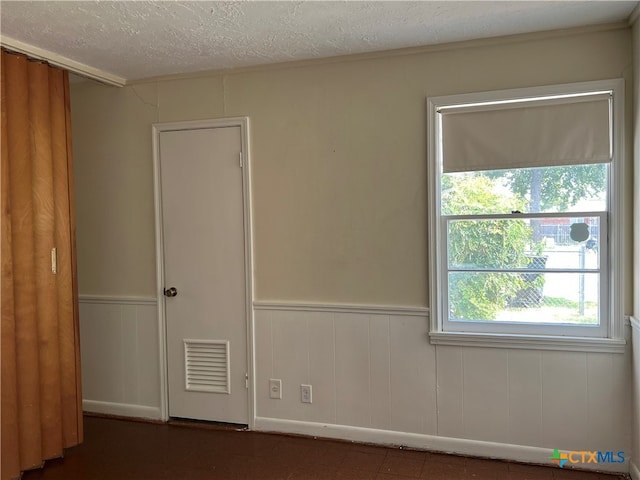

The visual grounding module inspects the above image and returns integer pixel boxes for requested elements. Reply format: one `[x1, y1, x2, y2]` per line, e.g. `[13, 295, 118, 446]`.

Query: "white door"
[159, 125, 248, 424]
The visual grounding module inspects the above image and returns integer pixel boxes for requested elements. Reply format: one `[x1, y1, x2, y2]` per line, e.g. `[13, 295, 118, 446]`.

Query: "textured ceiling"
[0, 1, 638, 82]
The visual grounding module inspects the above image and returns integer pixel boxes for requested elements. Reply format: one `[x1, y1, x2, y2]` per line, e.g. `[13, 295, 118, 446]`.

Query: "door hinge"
[245, 372, 249, 389]
[239, 151, 243, 168]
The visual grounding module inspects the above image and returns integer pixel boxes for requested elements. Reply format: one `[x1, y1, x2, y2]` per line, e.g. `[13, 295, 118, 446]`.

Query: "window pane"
[441, 164, 607, 216]
[447, 217, 600, 270]
[448, 271, 599, 325]
[447, 218, 531, 270]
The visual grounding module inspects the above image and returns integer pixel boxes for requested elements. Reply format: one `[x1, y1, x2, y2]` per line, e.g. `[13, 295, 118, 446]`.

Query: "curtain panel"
[1, 50, 82, 480]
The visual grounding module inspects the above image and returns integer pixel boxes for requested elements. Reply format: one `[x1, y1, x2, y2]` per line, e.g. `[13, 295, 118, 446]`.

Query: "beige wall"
[71, 26, 634, 308]
[72, 83, 159, 296]
[73, 26, 636, 468]
[632, 14, 640, 480]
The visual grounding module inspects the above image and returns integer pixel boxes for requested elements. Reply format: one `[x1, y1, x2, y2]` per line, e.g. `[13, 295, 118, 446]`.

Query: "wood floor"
[21, 416, 628, 479]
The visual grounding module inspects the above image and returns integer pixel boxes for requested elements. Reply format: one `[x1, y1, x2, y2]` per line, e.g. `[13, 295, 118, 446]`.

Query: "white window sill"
[429, 331, 626, 353]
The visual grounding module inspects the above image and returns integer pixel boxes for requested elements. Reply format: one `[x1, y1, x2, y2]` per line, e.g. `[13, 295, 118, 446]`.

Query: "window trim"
[427, 79, 626, 353]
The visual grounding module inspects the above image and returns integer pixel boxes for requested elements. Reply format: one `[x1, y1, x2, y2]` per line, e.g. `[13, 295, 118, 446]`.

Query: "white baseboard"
[253, 417, 627, 473]
[83, 400, 162, 420]
[630, 461, 640, 480]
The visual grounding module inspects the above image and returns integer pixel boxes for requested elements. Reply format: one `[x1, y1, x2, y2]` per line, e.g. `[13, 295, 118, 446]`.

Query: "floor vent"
[183, 340, 230, 394]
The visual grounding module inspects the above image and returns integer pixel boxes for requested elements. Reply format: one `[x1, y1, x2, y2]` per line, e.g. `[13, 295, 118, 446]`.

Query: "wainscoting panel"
[77, 298, 632, 471]
[388, 314, 436, 435]
[541, 351, 589, 448]
[585, 351, 631, 452]
[434, 343, 631, 456]
[334, 313, 373, 428]
[79, 296, 161, 419]
[462, 348, 510, 444]
[506, 350, 543, 447]
[632, 317, 640, 480]
[254, 303, 631, 472]
[254, 304, 433, 434]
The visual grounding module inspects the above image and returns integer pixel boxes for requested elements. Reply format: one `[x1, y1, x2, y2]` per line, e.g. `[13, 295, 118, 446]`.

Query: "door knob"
[164, 287, 178, 297]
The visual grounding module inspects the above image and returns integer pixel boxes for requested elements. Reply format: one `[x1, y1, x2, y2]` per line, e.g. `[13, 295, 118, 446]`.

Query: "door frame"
[151, 117, 254, 426]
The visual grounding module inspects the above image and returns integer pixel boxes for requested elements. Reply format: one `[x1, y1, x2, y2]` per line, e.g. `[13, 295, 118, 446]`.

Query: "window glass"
[441, 164, 607, 216]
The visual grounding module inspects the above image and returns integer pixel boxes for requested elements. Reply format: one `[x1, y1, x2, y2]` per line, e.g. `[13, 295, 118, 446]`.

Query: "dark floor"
[22, 416, 627, 480]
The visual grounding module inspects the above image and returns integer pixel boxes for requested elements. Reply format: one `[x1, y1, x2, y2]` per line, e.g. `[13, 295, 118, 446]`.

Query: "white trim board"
[130, 23, 626, 86]
[629, 3, 640, 24]
[254, 417, 628, 474]
[253, 301, 429, 317]
[632, 318, 640, 480]
[79, 294, 157, 306]
[429, 331, 627, 353]
[83, 400, 162, 420]
[1, 35, 125, 87]
[3, 24, 628, 87]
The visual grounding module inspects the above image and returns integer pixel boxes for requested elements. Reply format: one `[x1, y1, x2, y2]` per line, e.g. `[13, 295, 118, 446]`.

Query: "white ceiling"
[1, 1, 638, 85]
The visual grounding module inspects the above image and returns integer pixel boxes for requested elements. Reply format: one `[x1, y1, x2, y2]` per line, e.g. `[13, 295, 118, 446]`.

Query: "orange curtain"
[1, 50, 82, 480]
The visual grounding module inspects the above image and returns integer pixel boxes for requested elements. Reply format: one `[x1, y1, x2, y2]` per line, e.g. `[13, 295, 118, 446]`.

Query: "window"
[427, 80, 625, 351]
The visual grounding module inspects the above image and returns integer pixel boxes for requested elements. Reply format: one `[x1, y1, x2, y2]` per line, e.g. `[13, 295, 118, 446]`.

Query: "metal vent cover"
[183, 339, 230, 394]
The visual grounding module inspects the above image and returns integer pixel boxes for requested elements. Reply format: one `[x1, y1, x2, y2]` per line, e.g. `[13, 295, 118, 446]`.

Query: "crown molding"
[629, 2, 640, 25]
[1, 20, 630, 88]
[0, 35, 125, 87]
[129, 21, 629, 85]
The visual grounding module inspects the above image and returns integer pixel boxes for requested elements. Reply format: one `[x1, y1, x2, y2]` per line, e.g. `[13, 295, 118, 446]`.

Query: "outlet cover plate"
[269, 379, 282, 399]
[301, 384, 312, 403]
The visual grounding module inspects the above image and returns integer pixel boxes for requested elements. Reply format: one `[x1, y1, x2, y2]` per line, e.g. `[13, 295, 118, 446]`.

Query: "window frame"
[427, 79, 626, 353]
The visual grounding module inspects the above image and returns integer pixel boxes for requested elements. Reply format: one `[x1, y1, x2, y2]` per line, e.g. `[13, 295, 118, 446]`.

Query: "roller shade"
[440, 93, 611, 173]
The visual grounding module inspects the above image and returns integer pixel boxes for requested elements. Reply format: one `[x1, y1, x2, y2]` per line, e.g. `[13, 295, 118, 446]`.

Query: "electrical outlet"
[269, 379, 282, 399]
[301, 384, 312, 404]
